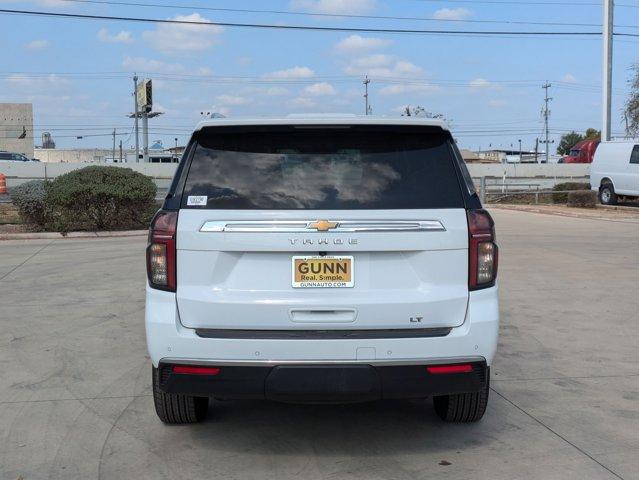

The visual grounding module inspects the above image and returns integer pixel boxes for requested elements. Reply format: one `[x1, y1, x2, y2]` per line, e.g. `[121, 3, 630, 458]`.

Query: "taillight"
[172, 365, 220, 375]
[427, 364, 473, 374]
[146, 210, 177, 291]
[467, 209, 498, 290]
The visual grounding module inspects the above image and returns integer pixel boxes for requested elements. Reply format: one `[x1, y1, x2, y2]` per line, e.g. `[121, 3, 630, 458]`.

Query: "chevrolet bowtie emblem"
[308, 220, 339, 232]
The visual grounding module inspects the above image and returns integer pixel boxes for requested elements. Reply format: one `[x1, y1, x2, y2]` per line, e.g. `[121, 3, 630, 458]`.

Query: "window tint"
[630, 145, 639, 164]
[451, 142, 476, 195]
[181, 126, 464, 209]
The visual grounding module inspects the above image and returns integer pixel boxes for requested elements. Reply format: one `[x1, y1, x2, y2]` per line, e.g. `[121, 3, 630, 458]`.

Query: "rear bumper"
[146, 285, 499, 371]
[157, 361, 488, 402]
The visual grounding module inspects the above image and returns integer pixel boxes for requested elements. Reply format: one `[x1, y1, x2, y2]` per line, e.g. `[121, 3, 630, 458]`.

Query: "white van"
[590, 141, 639, 205]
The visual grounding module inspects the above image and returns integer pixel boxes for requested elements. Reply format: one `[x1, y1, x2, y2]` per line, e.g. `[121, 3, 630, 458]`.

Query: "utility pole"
[603, 0, 614, 141]
[142, 113, 149, 163]
[363, 75, 371, 115]
[518, 139, 522, 162]
[133, 75, 140, 162]
[534, 138, 539, 163]
[112, 128, 116, 163]
[119, 140, 123, 163]
[541, 82, 553, 164]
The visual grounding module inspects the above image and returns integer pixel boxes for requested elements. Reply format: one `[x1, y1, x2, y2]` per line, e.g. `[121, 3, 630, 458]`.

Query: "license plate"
[292, 256, 354, 288]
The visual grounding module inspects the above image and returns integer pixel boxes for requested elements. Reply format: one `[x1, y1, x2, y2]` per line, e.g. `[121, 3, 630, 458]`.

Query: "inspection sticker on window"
[187, 195, 207, 206]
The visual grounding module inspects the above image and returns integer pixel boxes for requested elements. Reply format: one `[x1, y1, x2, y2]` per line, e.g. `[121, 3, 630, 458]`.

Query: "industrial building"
[0, 103, 34, 158]
[33, 147, 180, 163]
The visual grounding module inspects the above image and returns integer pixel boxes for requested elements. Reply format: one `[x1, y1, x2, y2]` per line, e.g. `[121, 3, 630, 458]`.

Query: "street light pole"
[602, 0, 614, 141]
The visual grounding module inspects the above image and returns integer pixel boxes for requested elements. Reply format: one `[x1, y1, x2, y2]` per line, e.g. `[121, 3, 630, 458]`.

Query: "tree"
[402, 105, 445, 119]
[625, 64, 639, 136]
[557, 131, 584, 156]
[585, 128, 600, 139]
[585, 128, 601, 140]
[556, 128, 601, 155]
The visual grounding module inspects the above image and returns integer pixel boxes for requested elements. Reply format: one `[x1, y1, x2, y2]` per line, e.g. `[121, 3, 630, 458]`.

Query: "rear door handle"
[289, 309, 357, 323]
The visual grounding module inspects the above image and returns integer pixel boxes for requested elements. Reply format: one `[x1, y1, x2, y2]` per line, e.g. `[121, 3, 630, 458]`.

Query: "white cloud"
[488, 99, 507, 107]
[334, 35, 391, 54]
[196, 67, 213, 76]
[264, 66, 315, 79]
[303, 82, 337, 96]
[469, 78, 497, 89]
[97, 28, 133, 44]
[288, 96, 317, 109]
[142, 13, 223, 54]
[4, 74, 70, 90]
[433, 8, 472, 21]
[562, 73, 577, 83]
[290, 0, 376, 15]
[215, 94, 249, 106]
[343, 54, 423, 77]
[379, 84, 438, 96]
[24, 39, 49, 50]
[122, 56, 185, 73]
[265, 87, 289, 96]
[205, 106, 231, 117]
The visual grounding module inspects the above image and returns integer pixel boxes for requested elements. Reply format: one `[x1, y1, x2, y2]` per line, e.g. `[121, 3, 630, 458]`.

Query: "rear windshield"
[181, 125, 464, 209]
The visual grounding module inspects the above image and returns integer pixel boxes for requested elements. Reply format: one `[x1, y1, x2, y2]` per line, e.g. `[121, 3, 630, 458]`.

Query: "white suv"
[145, 116, 499, 424]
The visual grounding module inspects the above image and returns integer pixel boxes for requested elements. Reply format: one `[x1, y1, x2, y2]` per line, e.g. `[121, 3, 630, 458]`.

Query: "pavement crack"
[494, 373, 639, 382]
[490, 386, 625, 480]
[0, 239, 55, 281]
[0, 394, 152, 405]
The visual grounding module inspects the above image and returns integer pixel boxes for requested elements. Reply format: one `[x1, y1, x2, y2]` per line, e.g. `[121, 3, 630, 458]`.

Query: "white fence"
[1, 161, 591, 192]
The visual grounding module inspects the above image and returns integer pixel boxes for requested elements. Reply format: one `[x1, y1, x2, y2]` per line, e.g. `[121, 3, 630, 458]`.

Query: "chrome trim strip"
[160, 356, 485, 367]
[200, 220, 445, 233]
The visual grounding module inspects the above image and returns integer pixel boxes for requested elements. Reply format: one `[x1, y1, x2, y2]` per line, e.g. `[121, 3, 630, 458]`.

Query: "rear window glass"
[181, 126, 464, 209]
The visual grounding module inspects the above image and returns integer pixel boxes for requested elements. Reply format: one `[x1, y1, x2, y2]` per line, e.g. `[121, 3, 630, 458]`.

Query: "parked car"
[591, 141, 639, 205]
[0, 151, 31, 162]
[145, 115, 499, 424]
[562, 139, 600, 164]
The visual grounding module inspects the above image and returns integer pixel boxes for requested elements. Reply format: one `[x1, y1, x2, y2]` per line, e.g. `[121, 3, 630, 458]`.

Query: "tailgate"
[176, 209, 469, 331]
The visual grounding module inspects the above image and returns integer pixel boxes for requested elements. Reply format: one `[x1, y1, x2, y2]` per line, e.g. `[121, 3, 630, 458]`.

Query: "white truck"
[145, 115, 499, 424]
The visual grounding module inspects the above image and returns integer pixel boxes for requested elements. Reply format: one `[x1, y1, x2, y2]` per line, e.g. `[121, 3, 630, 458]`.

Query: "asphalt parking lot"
[1, 209, 638, 480]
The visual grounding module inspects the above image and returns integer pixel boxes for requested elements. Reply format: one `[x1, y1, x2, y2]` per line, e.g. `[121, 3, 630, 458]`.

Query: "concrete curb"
[0, 229, 147, 241]
[487, 204, 639, 223]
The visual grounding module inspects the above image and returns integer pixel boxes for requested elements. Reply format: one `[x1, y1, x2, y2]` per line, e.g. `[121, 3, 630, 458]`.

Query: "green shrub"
[11, 180, 49, 227]
[552, 182, 591, 204]
[567, 190, 597, 208]
[46, 166, 157, 231]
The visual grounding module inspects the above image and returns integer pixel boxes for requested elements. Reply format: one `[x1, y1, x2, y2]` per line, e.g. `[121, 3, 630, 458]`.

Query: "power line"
[410, 0, 599, 5]
[0, 8, 604, 36]
[54, 0, 639, 30]
[51, 0, 611, 28]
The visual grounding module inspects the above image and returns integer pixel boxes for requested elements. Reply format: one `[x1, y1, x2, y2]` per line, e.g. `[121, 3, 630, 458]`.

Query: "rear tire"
[599, 182, 618, 205]
[152, 366, 209, 424]
[433, 370, 489, 423]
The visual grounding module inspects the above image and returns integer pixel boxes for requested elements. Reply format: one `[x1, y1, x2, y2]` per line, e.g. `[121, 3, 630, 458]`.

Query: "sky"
[1, 0, 639, 152]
